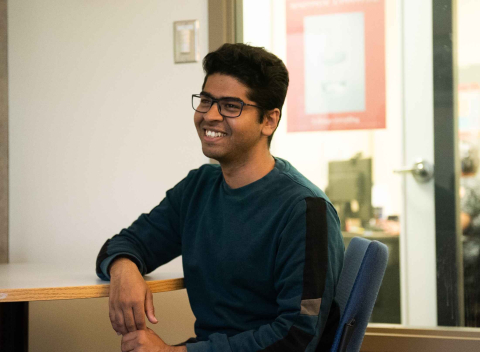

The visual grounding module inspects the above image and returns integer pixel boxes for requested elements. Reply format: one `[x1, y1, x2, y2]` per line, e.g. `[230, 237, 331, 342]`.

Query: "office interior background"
[6, 0, 207, 350]
[3, 0, 480, 351]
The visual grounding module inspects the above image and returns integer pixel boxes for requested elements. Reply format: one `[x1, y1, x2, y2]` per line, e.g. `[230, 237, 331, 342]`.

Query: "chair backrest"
[330, 237, 389, 352]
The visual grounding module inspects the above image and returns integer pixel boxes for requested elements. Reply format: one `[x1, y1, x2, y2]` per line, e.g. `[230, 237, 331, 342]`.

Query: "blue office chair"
[330, 237, 389, 352]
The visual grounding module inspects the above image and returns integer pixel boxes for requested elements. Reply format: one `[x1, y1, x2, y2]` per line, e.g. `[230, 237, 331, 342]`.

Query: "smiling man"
[96, 43, 344, 352]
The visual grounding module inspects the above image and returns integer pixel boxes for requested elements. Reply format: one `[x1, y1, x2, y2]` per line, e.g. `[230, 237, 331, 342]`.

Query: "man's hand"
[121, 328, 187, 352]
[109, 258, 158, 335]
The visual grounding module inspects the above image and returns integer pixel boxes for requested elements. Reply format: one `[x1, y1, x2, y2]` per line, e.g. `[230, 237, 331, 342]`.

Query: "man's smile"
[204, 129, 227, 139]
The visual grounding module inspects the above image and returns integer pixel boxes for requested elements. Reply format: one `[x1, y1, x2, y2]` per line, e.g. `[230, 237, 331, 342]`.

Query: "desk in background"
[0, 263, 184, 352]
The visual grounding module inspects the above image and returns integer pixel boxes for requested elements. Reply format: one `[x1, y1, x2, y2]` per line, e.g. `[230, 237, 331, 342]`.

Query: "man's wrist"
[171, 346, 187, 352]
[108, 256, 137, 277]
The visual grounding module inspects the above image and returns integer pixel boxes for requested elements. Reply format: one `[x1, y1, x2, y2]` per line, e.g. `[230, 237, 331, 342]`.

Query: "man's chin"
[202, 148, 223, 163]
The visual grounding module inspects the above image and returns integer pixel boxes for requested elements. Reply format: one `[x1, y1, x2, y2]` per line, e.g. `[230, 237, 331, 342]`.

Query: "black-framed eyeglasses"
[192, 94, 263, 118]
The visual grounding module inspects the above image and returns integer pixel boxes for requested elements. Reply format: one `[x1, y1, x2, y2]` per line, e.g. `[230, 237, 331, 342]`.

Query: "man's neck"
[220, 150, 275, 189]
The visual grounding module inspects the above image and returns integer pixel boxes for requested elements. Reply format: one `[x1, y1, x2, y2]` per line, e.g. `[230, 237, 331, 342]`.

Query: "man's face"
[194, 73, 267, 164]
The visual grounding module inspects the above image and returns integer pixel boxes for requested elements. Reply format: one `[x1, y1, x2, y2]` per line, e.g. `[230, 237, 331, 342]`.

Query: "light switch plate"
[174, 20, 200, 63]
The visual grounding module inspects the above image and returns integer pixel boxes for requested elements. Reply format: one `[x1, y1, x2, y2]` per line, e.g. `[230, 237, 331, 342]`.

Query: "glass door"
[457, 0, 480, 328]
[241, 0, 459, 329]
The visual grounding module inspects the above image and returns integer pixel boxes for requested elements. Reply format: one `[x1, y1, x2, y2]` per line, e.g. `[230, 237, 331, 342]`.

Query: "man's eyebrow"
[200, 91, 243, 101]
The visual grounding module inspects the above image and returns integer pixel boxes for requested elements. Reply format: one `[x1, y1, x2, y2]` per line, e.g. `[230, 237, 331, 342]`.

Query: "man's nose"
[203, 102, 224, 122]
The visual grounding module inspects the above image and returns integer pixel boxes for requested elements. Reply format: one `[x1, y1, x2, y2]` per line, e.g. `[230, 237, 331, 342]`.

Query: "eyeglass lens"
[193, 95, 243, 118]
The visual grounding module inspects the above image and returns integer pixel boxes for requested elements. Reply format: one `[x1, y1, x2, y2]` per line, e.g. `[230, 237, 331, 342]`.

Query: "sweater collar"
[221, 157, 286, 195]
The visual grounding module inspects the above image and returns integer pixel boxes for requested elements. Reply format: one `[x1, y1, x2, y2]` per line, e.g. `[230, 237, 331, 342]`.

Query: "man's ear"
[261, 108, 280, 137]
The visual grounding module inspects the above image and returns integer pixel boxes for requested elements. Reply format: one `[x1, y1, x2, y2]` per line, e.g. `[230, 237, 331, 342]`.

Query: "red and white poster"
[286, 0, 385, 132]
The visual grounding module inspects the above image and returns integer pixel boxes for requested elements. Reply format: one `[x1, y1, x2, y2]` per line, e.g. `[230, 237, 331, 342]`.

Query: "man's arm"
[96, 175, 189, 335]
[95, 192, 183, 280]
[108, 257, 158, 336]
[120, 328, 187, 352]
[187, 198, 344, 352]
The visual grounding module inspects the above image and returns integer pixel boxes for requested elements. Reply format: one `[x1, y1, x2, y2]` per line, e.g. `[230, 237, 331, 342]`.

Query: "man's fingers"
[109, 307, 116, 328]
[109, 301, 120, 334]
[121, 331, 137, 342]
[114, 309, 129, 335]
[145, 290, 158, 324]
[121, 338, 136, 352]
[133, 302, 147, 330]
[123, 307, 138, 333]
[121, 332, 138, 352]
[121, 331, 145, 352]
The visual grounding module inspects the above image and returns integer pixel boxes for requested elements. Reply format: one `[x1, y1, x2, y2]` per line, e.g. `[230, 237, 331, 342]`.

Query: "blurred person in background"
[459, 141, 480, 326]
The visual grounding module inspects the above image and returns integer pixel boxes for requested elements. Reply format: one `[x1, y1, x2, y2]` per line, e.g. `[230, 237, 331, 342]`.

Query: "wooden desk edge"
[0, 277, 185, 303]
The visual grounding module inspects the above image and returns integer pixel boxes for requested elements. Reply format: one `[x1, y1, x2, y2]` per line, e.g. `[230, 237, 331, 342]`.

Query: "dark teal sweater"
[96, 158, 344, 351]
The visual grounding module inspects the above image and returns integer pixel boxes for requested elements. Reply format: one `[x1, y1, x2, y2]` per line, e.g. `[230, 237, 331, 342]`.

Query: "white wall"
[8, 0, 208, 350]
[243, 0, 402, 218]
[9, 0, 209, 267]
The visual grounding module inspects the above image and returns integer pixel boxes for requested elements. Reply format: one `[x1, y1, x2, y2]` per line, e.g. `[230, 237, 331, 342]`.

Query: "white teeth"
[205, 130, 226, 138]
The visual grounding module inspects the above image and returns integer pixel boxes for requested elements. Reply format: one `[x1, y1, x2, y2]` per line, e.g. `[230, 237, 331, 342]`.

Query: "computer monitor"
[326, 157, 373, 231]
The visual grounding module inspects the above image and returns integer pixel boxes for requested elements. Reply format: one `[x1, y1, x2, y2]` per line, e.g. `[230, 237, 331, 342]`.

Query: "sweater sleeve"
[95, 175, 189, 281]
[187, 197, 344, 352]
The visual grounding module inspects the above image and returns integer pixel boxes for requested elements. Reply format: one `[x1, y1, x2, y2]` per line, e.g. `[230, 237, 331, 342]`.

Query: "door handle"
[394, 159, 434, 183]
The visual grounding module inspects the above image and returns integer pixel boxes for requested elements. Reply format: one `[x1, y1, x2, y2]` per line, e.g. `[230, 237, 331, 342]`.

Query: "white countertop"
[0, 263, 184, 302]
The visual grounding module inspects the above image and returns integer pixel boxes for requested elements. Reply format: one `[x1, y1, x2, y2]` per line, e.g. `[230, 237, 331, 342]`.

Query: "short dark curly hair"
[202, 43, 289, 146]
